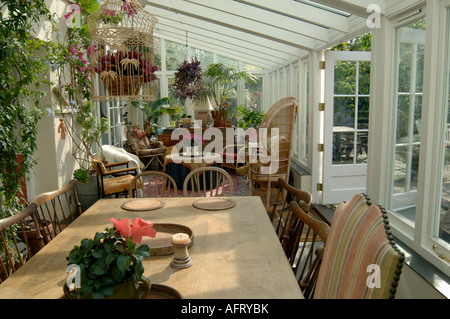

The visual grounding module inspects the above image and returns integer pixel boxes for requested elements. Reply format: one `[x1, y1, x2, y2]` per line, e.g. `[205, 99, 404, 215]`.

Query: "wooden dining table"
[0, 196, 304, 299]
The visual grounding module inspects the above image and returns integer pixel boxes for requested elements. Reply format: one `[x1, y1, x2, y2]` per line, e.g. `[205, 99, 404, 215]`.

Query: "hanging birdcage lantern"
[87, 0, 158, 102]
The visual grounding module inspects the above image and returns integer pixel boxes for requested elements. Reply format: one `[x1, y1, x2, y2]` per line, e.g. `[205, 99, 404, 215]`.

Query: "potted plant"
[180, 113, 192, 124]
[171, 58, 205, 103]
[94, 49, 158, 96]
[203, 63, 257, 127]
[236, 105, 265, 130]
[131, 97, 179, 137]
[64, 217, 156, 299]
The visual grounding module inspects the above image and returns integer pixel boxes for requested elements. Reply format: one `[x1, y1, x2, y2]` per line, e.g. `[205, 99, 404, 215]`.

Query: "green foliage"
[66, 227, 150, 299]
[203, 63, 257, 110]
[131, 97, 178, 136]
[236, 106, 265, 130]
[54, 1, 109, 171]
[331, 32, 372, 52]
[0, 1, 59, 218]
[73, 168, 90, 184]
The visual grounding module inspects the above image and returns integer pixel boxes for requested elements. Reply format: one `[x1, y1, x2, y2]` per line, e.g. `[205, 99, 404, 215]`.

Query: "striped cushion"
[314, 193, 404, 299]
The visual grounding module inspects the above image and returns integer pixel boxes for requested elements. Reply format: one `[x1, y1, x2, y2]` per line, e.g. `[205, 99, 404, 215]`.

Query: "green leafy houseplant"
[203, 63, 257, 111]
[65, 217, 156, 299]
[131, 97, 179, 137]
[236, 105, 265, 130]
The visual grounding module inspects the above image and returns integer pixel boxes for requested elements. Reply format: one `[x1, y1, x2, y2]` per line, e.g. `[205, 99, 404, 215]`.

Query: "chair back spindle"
[129, 171, 178, 197]
[183, 167, 234, 197]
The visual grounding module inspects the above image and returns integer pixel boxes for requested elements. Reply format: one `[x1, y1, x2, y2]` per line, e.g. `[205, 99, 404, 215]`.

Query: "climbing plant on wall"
[0, 0, 61, 218]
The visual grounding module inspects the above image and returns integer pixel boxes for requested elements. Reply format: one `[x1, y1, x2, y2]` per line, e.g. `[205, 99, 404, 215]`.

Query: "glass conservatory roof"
[114, 0, 385, 69]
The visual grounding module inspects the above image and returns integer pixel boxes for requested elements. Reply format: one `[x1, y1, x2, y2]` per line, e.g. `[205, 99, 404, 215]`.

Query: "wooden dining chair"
[183, 166, 234, 197]
[29, 179, 83, 255]
[314, 193, 405, 299]
[276, 201, 330, 298]
[270, 177, 313, 232]
[0, 203, 40, 283]
[128, 171, 178, 198]
[92, 156, 138, 198]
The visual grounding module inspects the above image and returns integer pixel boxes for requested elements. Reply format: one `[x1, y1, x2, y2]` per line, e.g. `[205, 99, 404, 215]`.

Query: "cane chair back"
[279, 201, 330, 299]
[128, 171, 178, 198]
[314, 193, 405, 299]
[183, 167, 234, 197]
[30, 179, 83, 247]
[0, 203, 40, 283]
[248, 97, 297, 211]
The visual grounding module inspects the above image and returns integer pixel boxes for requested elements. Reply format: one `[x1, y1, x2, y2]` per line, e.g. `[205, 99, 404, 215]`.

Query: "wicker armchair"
[125, 125, 166, 171]
[248, 97, 298, 211]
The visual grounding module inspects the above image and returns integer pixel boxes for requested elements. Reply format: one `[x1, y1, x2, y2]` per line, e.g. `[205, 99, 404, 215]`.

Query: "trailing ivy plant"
[0, 0, 61, 218]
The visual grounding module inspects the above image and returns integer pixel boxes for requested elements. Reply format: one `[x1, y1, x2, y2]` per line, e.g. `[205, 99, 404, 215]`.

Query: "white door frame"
[322, 50, 371, 204]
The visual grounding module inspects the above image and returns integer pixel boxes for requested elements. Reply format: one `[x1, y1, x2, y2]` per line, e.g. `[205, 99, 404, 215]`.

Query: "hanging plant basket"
[87, 0, 158, 102]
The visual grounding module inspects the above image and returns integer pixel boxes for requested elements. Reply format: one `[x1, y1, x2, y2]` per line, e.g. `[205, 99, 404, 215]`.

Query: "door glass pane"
[391, 17, 426, 223]
[334, 60, 356, 94]
[357, 97, 370, 129]
[359, 61, 371, 95]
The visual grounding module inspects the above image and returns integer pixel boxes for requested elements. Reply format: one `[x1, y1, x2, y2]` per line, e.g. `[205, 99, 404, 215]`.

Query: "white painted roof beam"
[144, 0, 320, 50]
[155, 22, 289, 66]
[155, 17, 296, 63]
[186, 0, 329, 42]
[154, 30, 280, 69]
[145, 4, 305, 57]
[236, 0, 348, 33]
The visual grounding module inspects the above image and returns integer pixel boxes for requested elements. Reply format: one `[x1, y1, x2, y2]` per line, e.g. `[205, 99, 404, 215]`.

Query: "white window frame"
[368, 2, 450, 277]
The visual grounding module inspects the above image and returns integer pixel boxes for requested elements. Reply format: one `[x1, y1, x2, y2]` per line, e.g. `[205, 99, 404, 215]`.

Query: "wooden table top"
[0, 196, 303, 299]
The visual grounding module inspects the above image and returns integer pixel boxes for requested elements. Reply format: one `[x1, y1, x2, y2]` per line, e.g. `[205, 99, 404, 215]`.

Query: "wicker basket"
[103, 75, 143, 96]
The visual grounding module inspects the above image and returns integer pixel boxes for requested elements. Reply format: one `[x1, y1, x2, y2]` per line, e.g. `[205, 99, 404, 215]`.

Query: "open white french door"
[322, 51, 371, 204]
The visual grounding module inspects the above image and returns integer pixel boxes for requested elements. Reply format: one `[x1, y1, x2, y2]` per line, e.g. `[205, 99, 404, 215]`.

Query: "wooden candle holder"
[170, 240, 193, 269]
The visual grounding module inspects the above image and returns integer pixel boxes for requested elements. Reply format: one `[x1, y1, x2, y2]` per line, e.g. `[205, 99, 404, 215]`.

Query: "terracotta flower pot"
[211, 110, 228, 127]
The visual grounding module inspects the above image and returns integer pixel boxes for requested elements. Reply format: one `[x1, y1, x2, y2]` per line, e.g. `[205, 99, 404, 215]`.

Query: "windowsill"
[290, 158, 311, 175]
[395, 237, 450, 299]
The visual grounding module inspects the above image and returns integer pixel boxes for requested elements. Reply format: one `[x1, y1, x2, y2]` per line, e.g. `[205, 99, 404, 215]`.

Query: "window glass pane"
[166, 41, 187, 71]
[244, 63, 263, 71]
[153, 37, 161, 71]
[293, 66, 299, 157]
[391, 17, 426, 223]
[244, 76, 263, 111]
[190, 47, 214, 70]
[439, 10, 450, 245]
[217, 55, 239, 69]
[303, 62, 309, 161]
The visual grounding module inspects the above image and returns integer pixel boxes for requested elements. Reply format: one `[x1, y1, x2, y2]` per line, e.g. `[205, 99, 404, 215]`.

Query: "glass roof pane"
[295, 0, 352, 17]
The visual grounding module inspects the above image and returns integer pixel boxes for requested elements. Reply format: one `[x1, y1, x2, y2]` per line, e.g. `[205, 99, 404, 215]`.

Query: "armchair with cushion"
[125, 125, 166, 171]
[92, 157, 139, 198]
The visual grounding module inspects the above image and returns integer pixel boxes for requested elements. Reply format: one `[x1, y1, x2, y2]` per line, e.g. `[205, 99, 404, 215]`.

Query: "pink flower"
[110, 217, 156, 244]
